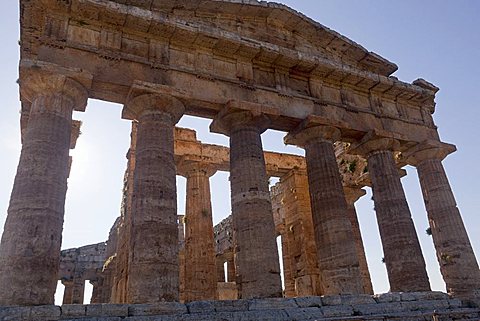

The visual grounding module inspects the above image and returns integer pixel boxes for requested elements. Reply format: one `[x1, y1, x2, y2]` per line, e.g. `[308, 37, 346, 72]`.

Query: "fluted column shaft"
[62, 281, 74, 305]
[226, 254, 236, 283]
[123, 93, 184, 303]
[71, 277, 85, 304]
[182, 165, 217, 302]
[304, 138, 363, 294]
[126, 109, 179, 303]
[417, 158, 480, 297]
[0, 76, 87, 305]
[280, 232, 296, 297]
[346, 207, 373, 294]
[344, 188, 373, 295]
[216, 256, 226, 283]
[368, 150, 430, 291]
[90, 280, 100, 304]
[230, 125, 282, 299]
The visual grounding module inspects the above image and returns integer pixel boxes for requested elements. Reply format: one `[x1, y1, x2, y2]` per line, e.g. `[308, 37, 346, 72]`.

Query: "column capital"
[176, 159, 217, 178]
[61, 279, 74, 286]
[285, 125, 341, 147]
[123, 92, 185, 123]
[210, 101, 275, 136]
[285, 116, 343, 147]
[349, 130, 401, 158]
[402, 140, 456, 166]
[343, 187, 367, 206]
[19, 60, 90, 111]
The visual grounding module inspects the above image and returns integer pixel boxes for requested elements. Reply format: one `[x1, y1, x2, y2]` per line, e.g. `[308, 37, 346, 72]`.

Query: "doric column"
[226, 252, 236, 283]
[405, 142, 480, 297]
[351, 134, 430, 292]
[210, 107, 282, 299]
[279, 230, 296, 297]
[0, 72, 88, 306]
[216, 256, 226, 283]
[89, 279, 100, 304]
[343, 187, 374, 295]
[123, 93, 185, 303]
[62, 280, 74, 305]
[178, 161, 217, 302]
[285, 124, 363, 295]
[71, 276, 85, 304]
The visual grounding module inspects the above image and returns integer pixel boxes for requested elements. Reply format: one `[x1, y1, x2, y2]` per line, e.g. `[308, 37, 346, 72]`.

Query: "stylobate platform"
[1, 292, 480, 321]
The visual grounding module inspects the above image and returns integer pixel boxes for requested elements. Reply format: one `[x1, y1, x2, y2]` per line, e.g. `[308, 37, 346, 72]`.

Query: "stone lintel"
[19, 59, 91, 111]
[123, 81, 185, 121]
[174, 127, 306, 177]
[173, 126, 376, 185]
[402, 140, 457, 166]
[284, 115, 348, 147]
[210, 100, 279, 136]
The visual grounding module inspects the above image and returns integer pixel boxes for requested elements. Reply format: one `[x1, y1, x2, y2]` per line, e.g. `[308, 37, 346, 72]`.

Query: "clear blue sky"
[0, 1, 479, 295]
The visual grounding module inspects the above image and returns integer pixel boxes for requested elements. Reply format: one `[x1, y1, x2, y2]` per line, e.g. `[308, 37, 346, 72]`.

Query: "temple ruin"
[1, 0, 480, 320]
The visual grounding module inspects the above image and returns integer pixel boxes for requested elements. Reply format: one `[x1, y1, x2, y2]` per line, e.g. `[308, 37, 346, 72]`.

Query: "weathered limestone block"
[59, 242, 108, 304]
[62, 281, 74, 305]
[217, 283, 238, 301]
[216, 256, 226, 283]
[178, 161, 218, 302]
[405, 142, 480, 298]
[93, 220, 120, 304]
[248, 297, 298, 310]
[271, 170, 322, 297]
[61, 304, 86, 318]
[285, 124, 363, 295]
[29, 305, 61, 320]
[211, 107, 282, 299]
[122, 93, 185, 303]
[226, 254, 236, 284]
[0, 72, 87, 306]
[294, 296, 323, 308]
[71, 277, 85, 305]
[351, 134, 430, 292]
[127, 302, 188, 316]
[343, 187, 374, 295]
[85, 304, 128, 317]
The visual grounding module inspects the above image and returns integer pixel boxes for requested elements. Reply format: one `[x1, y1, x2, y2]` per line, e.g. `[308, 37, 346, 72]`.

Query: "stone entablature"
[59, 243, 107, 282]
[21, 0, 440, 146]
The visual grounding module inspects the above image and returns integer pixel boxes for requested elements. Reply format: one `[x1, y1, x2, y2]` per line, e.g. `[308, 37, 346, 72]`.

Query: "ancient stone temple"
[1, 0, 480, 320]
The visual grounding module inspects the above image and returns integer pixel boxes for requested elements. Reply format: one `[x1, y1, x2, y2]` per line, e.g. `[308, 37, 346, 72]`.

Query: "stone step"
[1, 292, 479, 321]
